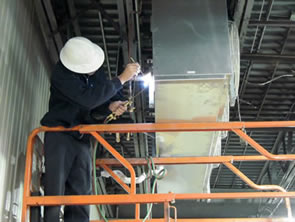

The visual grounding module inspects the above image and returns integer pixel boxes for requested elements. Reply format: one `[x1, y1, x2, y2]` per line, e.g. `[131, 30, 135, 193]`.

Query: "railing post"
[21, 128, 41, 222]
[135, 203, 140, 220]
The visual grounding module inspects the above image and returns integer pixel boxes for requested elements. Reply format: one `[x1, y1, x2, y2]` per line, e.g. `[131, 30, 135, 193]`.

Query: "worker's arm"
[51, 70, 122, 110]
[91, 100, 127, 121]
[90, 84, 126, 117]
[51, 63, 139, 110]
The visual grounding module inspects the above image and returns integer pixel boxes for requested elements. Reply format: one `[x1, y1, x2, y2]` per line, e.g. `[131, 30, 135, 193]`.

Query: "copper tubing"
[224, 162, 293, 218]
[164, 202, 170, 222]
[90, 132, 136, 194]
[115, 133, 120, 143]
[127, 132, 131, 141]
[169, 205, 177, 222]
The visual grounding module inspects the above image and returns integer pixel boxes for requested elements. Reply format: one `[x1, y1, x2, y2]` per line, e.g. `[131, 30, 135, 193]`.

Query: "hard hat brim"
[60, 42, 105, 74]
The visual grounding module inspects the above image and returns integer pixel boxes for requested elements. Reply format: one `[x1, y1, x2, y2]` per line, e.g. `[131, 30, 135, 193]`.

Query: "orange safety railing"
[22, 121, 295, 222]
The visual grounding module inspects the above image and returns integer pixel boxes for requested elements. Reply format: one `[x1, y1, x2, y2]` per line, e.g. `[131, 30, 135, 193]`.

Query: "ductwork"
[152, 0, 239, 193]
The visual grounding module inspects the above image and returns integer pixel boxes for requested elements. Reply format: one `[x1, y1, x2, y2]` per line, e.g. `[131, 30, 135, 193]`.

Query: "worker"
[40, 37, 140, 222]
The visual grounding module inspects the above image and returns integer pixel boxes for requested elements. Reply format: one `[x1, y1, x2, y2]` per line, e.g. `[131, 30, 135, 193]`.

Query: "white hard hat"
[60, 37, 105, 74]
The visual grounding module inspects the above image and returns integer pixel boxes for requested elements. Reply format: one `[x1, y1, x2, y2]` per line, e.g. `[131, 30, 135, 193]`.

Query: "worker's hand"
[118, 63, 140, 84]
[109, 101, 128, 116]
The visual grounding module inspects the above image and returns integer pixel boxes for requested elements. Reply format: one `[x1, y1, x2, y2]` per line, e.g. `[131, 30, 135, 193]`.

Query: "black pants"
[43, 132, 92, 222]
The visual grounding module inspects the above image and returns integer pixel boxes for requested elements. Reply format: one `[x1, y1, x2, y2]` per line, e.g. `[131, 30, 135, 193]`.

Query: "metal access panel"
[152, 0, 232, 80]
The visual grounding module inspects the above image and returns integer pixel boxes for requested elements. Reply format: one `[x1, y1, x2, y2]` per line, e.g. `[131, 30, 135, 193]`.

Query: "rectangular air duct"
[152, 0, 233, 193]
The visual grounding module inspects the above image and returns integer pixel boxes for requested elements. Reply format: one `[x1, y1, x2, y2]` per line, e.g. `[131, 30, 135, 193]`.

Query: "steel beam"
[117, 0, 129, 64]
[239, 0, 254, 48]
[98, 11, 112, 79]
[66, 0, 81, 36]
[232, 0, 274, 118]
[92, 0, 123, 39]
[134, 0, 142, 63]
[233, 0, 274, 118]
[34, 0, 59, 63]
[233, 0, 247, 29]
[51, 1, 126, 40]
[42, 0, 63, 51]
[255, 0, 274, 52]
[249, 20, 295, 27]
[50, 2, 96, 36]
[241, 54, 295, 62]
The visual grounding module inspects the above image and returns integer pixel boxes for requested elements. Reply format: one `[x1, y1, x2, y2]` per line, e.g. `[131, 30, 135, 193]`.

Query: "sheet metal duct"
[152, 0, 233, 193]
[152, 0, 232, 80]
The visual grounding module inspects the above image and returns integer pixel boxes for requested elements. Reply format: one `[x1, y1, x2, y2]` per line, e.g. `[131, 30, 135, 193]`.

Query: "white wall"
[0, 0, 51, 220]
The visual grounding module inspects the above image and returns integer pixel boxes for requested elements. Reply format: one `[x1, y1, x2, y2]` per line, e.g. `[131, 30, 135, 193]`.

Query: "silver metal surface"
[155, 80, 229, 194]
[152, 0, 232, 80]
[31, 137, 44, 193]
[152, 0, 231, 193]
[0, 0, 51, 220]
[228, 22, 240, 107]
